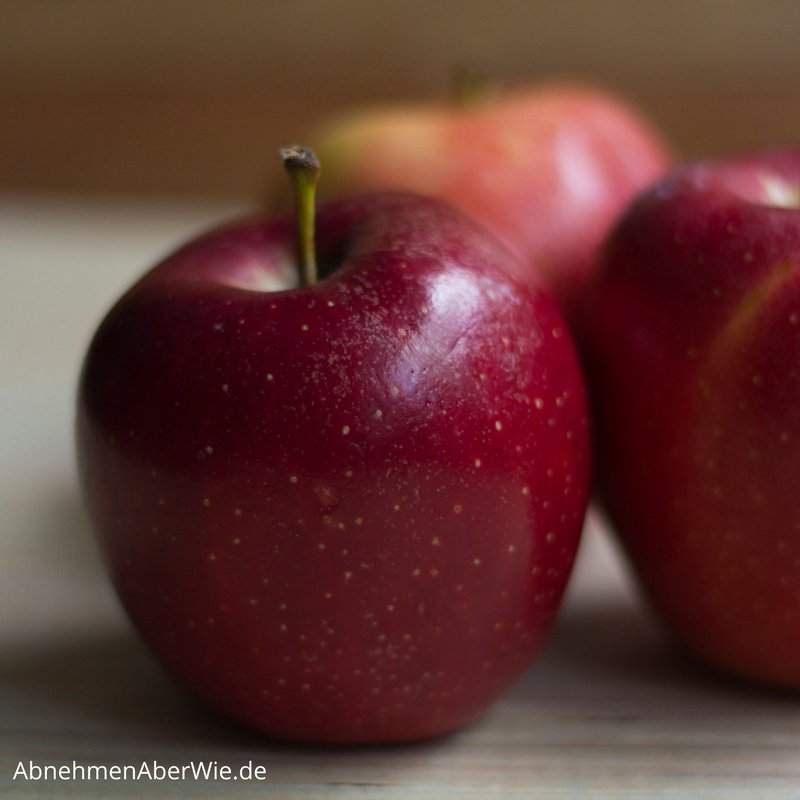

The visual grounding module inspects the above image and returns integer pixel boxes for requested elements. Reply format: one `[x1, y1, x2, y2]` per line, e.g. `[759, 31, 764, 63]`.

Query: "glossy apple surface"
[307, 83, 669, 316]
[77, 192, 590, 742]
[584, 151, 800, 688]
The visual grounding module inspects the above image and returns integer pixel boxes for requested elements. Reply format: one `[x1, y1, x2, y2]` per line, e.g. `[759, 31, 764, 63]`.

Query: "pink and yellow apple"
[306, 82, 670, 316]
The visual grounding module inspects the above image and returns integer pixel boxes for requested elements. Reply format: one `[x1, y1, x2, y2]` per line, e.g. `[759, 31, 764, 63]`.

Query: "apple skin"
[76, 192, 590, 742]
[306, 83, 670, 316]
[583, 150, 800, 689]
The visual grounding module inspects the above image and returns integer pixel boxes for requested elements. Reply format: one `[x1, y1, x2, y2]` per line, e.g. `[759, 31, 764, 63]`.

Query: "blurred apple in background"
[77, 149, 590, 742]
[584, 149, 800, 689]
[303, 81, 670, 317]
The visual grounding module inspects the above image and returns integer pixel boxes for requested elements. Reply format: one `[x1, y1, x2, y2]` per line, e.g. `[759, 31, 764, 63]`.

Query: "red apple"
[583, 149, 800, 689]
[305, 81, 670, 316]
[76, 150, 590, 742]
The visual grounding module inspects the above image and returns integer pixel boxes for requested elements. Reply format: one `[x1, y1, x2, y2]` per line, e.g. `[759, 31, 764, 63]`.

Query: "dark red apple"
[584, 149, 800, 688]
[76, 150, 590, 742]
[308, 81, 670, 316]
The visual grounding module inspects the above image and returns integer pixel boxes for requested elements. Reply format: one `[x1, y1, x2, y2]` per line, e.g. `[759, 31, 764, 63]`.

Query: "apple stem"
[281, 146, 321, 287]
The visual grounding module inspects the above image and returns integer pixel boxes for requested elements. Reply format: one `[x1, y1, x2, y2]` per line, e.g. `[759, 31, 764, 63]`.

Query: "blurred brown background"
[1, 0, 798, 201]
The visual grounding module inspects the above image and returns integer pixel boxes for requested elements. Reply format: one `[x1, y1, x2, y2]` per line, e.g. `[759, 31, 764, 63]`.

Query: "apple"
[583, 149, 800, 688]
[76, 148, 590, 742]
[304, 81, 670, 317]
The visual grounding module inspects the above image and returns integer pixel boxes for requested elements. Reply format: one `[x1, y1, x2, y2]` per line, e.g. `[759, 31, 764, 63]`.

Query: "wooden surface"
[3, 194, 800, 798]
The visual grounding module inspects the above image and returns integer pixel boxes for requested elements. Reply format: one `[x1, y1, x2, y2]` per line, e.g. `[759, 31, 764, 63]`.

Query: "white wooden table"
[3, 194, 800, 799]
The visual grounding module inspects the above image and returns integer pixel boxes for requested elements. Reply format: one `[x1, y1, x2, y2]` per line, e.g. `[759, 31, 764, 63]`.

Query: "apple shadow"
[520, 592, 800, 718]
[540, 597, 699, 688]
[0, 630, 256, 747]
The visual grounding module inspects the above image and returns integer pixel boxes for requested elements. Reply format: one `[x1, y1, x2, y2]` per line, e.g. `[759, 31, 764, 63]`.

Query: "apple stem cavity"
[281, 146, 321, 287]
